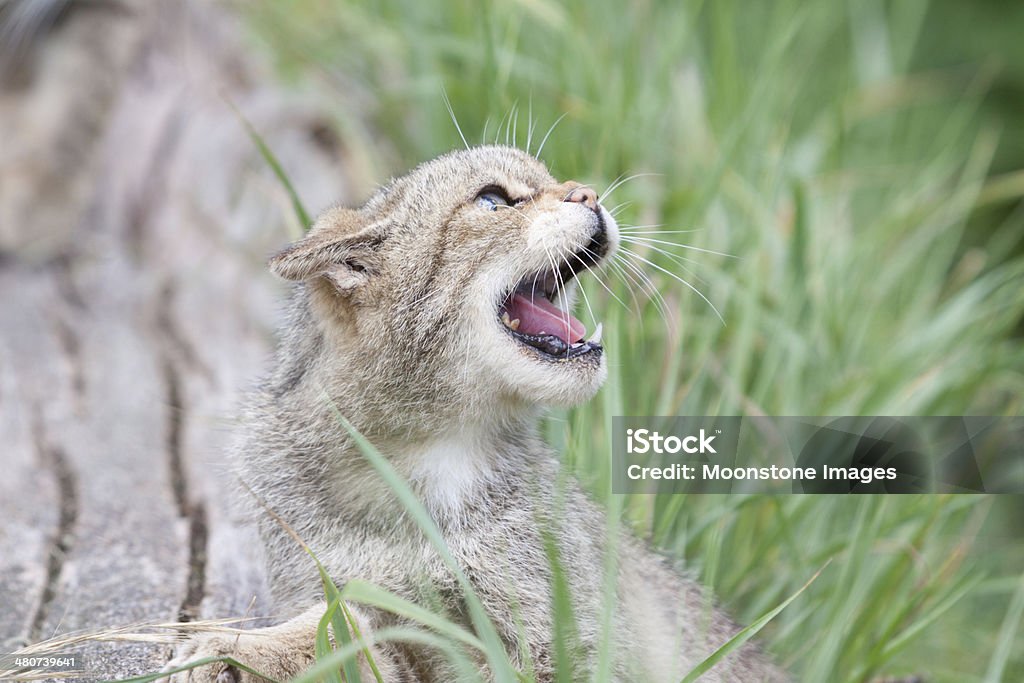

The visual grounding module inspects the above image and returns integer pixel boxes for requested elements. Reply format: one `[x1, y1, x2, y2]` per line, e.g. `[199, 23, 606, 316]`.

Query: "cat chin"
[484, 340, 608, 409]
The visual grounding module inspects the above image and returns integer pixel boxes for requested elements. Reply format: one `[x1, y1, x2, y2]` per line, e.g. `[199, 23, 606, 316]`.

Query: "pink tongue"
[505, 293, 586, 343]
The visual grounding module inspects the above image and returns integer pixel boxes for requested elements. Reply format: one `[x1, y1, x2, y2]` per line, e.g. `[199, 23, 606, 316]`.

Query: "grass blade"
[316, 598, 345, 683]
[104, 656, 283, 683]
[317, 566, 363, 683]
[225, 98, 312, 233]
[680, 559, 831, 683]
[982, 572, 1024, 683]
[340, 579, 485, 652]
[289, 627, 472, 683]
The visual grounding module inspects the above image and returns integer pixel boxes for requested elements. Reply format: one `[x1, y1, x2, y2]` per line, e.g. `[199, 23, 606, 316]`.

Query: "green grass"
[231, 1, 1024, 680]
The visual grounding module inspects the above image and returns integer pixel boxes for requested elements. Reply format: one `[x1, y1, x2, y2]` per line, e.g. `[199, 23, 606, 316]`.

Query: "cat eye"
[476, 189, 511, 211]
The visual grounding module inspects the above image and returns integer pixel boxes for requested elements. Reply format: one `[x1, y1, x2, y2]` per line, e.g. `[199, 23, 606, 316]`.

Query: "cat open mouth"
[497, 238, 606, 361]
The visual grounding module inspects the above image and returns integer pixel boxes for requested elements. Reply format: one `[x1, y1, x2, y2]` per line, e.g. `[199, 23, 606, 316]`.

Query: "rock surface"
[0, 1, 351, 679]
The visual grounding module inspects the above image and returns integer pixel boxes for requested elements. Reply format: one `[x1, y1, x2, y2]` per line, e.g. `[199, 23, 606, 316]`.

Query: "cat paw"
[162, 631, 312, 682]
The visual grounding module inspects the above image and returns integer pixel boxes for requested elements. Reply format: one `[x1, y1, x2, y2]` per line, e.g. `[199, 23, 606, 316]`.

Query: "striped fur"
[167, 146, 787, 682]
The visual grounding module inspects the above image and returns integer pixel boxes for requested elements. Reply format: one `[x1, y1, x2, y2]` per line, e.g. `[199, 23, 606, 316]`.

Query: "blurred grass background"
[243, 1, 1023, 680]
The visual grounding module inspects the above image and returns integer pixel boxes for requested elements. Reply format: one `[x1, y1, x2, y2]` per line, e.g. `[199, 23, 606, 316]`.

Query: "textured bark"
[0, 1, 351, 678]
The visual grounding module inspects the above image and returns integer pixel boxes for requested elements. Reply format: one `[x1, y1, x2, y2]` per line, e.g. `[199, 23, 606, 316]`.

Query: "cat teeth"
[587, 322, 603, 344]
[501, 312, 521, 331]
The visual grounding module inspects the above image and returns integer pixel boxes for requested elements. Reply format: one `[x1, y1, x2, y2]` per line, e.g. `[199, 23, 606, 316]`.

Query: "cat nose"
[564, 185, 599, 212]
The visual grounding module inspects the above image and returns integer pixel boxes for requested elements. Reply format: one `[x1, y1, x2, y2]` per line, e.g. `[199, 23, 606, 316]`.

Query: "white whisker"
[540, 245, 572, 341]
[619, 235, 737, 259]
[601, 172, 660, 202]
[618, 237, 710, 269]
[614, 225, 671, 233]
[604, 258, 645, 316]
[442, 87, 469, 150]
[566, 255, 598, 330]
[505, 102, 519, 146]
[614, 252, 672, 327]
[480, 116, 491, 145]
[526, 96, 536, 155]
[609, 200, 634, 217]
[496, 105, 513, 145]
[618, 246, 724, 324]
[618, 251, 670, 305]
[536, 112, 568, 160]
[619, 229, 704, 235]
[621, 242, 710, 287]
[573, 248, 633, 314]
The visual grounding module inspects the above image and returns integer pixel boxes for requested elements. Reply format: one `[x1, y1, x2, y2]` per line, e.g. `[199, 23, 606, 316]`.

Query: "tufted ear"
[268, 208, 382, 291]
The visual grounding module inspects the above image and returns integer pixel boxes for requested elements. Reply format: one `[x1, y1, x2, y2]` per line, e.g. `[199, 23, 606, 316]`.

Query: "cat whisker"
[620, 242, 710, 287]
[441, 87, 469, 150]
[563, 253, 598, 331]
[495, 106, 513, 145]
[618, 236, 710, 273]
[618, 245, 724, 324]
[535, 112, 568, 160]
[505, 102, 520, 147]
[512, 106, 519, 148]
[612, 251, 673, 327]
[608, 200, 634, 218]
[540, 245, 573, 336]
[480, 116, 491, 146]
[619, 229, 704, 235]
[570, 249, 630, 317]
[619, 235, 737, 259]
[601, 172, 660, 203]
[526, 96, 536, 155]
[603, 257, 646, 318]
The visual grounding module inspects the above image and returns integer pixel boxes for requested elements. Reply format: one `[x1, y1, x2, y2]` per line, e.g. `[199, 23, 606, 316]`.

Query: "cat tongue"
[506, 293, 586, 343]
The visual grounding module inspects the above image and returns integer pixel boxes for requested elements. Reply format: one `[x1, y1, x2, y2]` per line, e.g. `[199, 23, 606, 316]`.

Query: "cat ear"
[268, 208, 382, 291]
